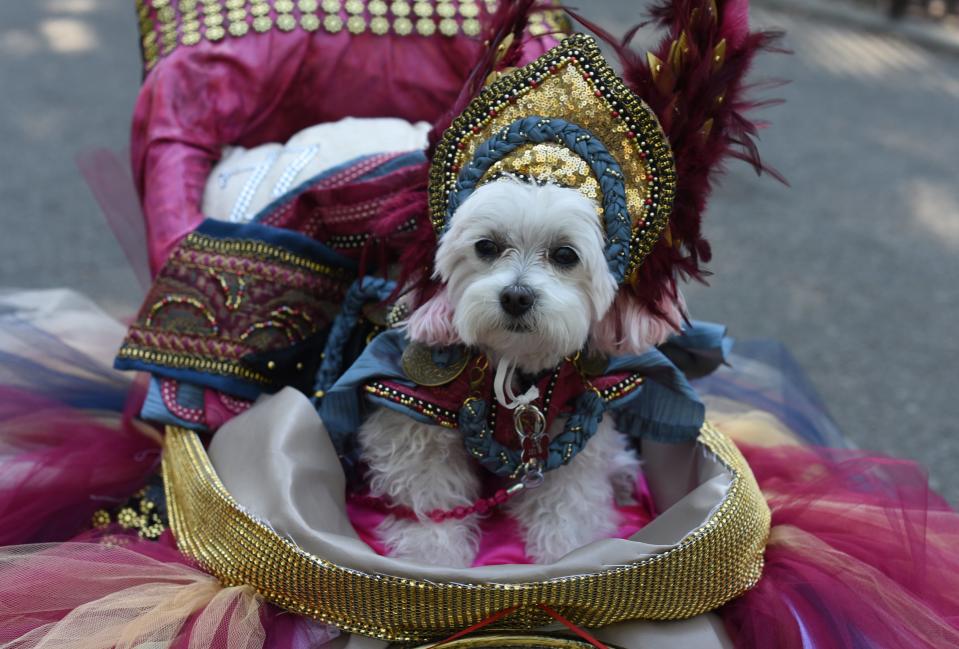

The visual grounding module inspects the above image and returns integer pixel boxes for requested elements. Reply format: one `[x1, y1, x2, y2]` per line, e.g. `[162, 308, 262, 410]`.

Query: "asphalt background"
[1, 1, 957, 502]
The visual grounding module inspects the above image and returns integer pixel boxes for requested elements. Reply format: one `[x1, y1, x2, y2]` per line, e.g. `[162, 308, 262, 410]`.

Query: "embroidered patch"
[116, 220, 354, 396]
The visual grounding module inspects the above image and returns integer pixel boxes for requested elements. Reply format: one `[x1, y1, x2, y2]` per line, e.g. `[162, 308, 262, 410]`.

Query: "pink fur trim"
[404, 289, 462, 347]
[590, 292, 685, 356]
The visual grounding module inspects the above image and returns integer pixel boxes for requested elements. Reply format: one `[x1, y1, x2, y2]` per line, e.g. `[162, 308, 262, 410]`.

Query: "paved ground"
[1, 1, 957, 502]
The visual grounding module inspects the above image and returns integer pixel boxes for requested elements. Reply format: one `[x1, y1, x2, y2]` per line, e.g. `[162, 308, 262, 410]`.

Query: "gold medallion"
[401, 341, 470, 387]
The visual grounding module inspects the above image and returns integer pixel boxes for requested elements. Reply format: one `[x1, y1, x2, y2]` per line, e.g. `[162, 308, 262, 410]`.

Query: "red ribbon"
[428, 603, 609, 649]
[537, 604, 609, 649]
[430, 605, 521, 648]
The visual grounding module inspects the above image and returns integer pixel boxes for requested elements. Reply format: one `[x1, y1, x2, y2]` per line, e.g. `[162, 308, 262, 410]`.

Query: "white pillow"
[202, 117, 430, 223]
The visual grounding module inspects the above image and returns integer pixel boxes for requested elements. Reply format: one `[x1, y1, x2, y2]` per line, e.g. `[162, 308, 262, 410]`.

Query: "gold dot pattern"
[137, 0, 571, 71]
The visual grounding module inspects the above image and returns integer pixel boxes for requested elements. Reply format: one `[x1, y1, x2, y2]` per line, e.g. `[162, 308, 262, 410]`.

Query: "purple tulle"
[724, 443, 959, 648]
[0, 385, 159, 545]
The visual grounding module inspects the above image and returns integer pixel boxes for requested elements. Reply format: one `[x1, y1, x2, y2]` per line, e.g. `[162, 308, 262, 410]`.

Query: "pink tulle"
[346, 475, 656, 566]
[724, 444, 959, 649]
[76, 149, 151, 292]
[0, 386, 160, 545]
[0, 530, 339, 649]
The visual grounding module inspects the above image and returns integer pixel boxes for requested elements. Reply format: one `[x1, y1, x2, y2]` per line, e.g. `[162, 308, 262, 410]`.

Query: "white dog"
[357, 178, 684, 566]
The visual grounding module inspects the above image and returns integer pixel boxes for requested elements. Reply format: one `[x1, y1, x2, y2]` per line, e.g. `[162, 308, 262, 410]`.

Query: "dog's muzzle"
[499, 284, 536, 318]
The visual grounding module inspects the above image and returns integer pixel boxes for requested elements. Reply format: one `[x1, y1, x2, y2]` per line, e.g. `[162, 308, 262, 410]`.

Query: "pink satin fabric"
[346, 475, 657, 566]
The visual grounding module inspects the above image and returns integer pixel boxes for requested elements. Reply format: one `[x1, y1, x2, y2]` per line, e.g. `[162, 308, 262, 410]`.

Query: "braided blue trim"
[312, 276, 395, 400]
[446, 116, 632, 283]
[460, 390, 608, 478]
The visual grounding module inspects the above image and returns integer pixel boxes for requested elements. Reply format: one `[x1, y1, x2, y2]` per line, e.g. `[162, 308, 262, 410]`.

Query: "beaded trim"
[160, 378, 207, 423]
[598, 373, 644, 403]
[429, 33, 677, 279]
[137, 0, 571, 72]
[366, 367, 645, 433]
[163, 422, 770, 640]
[366, 381, 459, 427]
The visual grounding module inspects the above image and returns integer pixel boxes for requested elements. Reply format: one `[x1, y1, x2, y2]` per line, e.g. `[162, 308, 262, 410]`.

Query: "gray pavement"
[1, 1, 958, 502]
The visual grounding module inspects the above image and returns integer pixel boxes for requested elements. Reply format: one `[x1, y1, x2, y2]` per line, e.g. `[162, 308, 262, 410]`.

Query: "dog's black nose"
[500, 285, 536, 317]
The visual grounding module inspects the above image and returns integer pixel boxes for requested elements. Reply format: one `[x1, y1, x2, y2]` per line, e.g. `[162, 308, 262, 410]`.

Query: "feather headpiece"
[378, 0, 782, 314]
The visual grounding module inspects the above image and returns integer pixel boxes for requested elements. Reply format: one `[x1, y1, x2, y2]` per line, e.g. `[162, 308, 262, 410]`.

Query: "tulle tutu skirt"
[1, 290, 957, 649]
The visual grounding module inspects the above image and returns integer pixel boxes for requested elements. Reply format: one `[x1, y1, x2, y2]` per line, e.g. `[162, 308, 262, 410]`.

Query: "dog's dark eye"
[550, 246, 579, 268]
[474, 239, 500, 260]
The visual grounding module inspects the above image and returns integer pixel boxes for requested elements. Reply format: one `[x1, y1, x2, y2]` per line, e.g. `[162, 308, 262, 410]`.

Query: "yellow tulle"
[0, 542, 266, 649]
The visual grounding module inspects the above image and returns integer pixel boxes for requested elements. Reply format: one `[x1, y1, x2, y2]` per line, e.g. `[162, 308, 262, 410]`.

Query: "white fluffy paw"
[378, 516, 480, 567]
[521, 501, 621, 564]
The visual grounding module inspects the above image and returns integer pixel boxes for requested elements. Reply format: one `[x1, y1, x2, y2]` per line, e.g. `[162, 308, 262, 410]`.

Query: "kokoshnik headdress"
[384, 0, 782, 311]
[430, 33, 676, 285]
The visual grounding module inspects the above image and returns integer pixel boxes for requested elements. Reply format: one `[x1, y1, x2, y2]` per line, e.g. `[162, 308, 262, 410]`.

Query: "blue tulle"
[693, 340, 846, 448]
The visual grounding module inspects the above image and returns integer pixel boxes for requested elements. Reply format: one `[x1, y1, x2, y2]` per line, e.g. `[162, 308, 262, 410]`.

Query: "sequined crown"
[429, 33, 677, 284]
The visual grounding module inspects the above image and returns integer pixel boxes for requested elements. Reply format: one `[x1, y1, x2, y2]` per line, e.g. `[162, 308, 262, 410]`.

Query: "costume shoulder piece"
[320, 319, 729, 479]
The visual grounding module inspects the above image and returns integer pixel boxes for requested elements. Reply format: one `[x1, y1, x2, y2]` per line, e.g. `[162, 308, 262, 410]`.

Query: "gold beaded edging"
[115, 345, 271, 383]
[183, 230, 354, 280]
[137, 0, 570, 72]
[162, 421, 769, 641]
[429, 34, 677, 280]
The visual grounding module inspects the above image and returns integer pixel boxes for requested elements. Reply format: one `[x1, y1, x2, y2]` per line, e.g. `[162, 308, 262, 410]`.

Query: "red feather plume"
[376, 0, 784, 314]
[568, 0, 785, 311]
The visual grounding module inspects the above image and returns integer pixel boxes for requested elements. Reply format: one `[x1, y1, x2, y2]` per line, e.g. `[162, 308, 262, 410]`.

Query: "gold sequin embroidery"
[92, 486, 168, 541]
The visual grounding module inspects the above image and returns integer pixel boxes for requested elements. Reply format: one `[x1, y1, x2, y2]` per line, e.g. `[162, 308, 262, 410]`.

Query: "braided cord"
[446, 116, 632, 282]
[459, 390, 608, 478]
[312, 276, 395, 402]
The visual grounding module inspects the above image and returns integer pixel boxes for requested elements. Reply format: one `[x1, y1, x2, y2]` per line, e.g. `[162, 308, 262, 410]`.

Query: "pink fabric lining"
[346, 474, 656, 566]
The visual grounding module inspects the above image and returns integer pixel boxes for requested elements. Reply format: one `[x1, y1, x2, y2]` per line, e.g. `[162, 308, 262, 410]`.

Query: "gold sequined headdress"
[429, 33, 676, 284]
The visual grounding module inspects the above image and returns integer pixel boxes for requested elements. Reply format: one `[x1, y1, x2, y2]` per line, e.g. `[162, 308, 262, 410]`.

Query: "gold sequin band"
[163, 422, 770, 641]
[137, 0, 571, 71]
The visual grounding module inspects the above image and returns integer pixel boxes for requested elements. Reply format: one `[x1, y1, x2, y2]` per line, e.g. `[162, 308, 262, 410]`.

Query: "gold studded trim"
[163, 422, 770, 641]
[137, 0, 570, 72]
[597, 373, 644, 403]
[365, 381, 460, 427]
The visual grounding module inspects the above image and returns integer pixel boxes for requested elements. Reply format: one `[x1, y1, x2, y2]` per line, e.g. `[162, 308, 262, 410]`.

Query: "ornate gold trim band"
[163, 422, 769, 641]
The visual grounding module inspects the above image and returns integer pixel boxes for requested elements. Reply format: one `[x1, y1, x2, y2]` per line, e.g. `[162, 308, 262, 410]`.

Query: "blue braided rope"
[460, 390, 608, 478]
[312, 276, 395, 401]
[446, 115, 632, 283]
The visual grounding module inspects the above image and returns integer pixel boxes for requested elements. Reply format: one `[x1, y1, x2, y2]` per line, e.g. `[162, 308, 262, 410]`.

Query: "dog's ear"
[590, 291, 686, 356]
[404, 288, 463, 347]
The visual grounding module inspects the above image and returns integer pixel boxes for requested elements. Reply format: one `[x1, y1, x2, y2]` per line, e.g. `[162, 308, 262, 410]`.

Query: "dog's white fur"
[357, 179, 684, 565]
